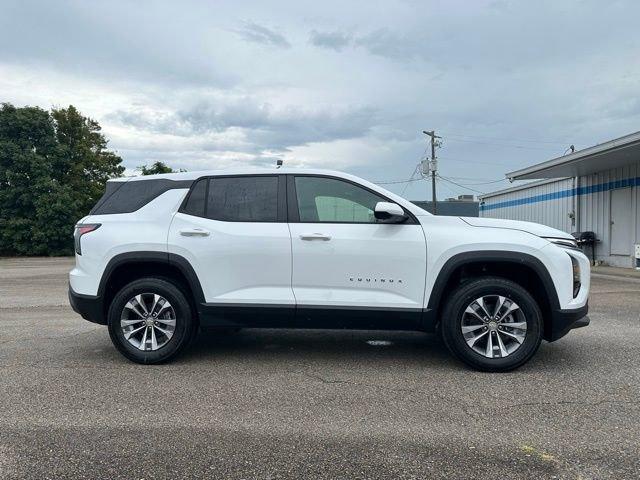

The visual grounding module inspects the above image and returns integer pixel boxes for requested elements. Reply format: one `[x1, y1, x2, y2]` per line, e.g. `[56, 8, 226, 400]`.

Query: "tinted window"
[206, 176, 278, 222]
[91, 179, 193, 215]
[295, 176, 386, 223]
[182, 178, 207, 217]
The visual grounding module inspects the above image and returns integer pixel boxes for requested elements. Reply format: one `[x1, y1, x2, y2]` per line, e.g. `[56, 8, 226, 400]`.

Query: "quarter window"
[182, 178, 207, 217]
[206, 176, 278, 222]
[294, 176, 387, 223]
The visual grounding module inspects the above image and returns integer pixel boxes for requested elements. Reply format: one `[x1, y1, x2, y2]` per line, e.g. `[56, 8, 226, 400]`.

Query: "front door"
[610, 188, 632, 256]
[287, 175, 427, 330]
[168, 174, 294, 327]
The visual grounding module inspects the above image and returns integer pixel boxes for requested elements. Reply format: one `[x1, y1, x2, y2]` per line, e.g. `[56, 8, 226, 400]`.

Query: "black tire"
[107, 277, 196, 364]
[440, 277, 543, 372]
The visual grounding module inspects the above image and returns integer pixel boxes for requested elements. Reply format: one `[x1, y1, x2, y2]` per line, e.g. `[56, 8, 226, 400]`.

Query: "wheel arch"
[425, 251, 560, 341]
[99, 252, 205, 324]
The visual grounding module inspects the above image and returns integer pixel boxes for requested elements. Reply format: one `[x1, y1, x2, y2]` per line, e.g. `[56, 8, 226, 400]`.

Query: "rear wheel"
[107, 277, 196, 364]
[440, 277, 543, 372]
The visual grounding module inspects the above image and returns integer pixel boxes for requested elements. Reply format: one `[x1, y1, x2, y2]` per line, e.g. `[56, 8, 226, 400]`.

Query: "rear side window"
[91, 179, 193, 215]
[182, 179, 207, 217]
[206, 176, 278, 222]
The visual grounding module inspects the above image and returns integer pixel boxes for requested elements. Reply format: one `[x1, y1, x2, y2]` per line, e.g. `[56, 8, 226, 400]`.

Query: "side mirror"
[374, 202, 407, 223]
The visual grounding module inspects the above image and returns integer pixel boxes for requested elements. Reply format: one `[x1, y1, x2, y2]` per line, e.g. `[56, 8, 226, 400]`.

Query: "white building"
[479, 131, 640, 268]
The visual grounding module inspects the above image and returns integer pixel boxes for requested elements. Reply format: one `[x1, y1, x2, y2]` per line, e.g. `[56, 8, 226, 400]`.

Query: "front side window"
[294, 176, 387, 223]
[206, 176, 278, 222]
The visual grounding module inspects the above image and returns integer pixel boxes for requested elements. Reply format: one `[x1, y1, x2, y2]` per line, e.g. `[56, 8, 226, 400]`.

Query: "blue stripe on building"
[480, 176, 640, 212]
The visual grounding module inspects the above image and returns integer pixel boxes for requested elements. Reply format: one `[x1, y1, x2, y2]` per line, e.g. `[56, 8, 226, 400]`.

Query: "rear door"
[168, 174, 294, 326]
[287, 174, 427, 329]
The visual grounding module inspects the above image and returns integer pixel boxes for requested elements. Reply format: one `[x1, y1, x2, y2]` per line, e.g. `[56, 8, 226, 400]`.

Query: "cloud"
[309, 30, 352, 51]
[308, 27, 419, 61]
[354, 29, 420, 61]
[235, 21, 291, 48]
[2, 0, 640, 198]
[109, 97, 379, 153]
[0, 0, 237, 87]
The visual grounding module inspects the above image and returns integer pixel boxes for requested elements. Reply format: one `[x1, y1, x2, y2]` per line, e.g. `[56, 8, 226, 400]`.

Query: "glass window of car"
[294, 176, 388, 223]
[206, 176, 278, 222]
[182, 178, 207, 217]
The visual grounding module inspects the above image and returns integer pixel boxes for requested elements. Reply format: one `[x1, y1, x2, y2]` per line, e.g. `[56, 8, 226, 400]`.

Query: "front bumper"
[68, 285, 106, 325]
[547, 302, 589, 342]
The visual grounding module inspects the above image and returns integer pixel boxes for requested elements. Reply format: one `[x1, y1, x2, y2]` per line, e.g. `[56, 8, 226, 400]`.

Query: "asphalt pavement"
[1, 257, 639, 479]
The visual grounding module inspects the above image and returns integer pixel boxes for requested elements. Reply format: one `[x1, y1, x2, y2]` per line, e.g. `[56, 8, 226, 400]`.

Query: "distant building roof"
[507, 130, 640, 180]
[478, 178, 570, 200]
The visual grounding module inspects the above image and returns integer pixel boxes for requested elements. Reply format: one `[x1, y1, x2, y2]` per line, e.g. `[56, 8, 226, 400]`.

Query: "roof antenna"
[276, 159, 283, 169]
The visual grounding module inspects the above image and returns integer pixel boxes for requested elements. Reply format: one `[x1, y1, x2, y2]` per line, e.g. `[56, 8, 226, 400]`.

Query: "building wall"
[480, 178, 575, 233]
[577, 162, 640, 267]
[480, 162, 640, 268]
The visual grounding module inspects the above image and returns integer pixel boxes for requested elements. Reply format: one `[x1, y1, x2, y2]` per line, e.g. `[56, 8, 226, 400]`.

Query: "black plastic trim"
[68, 286, 105, 325]
[427, 251, 560, 309]
[200, 302, 424, 330]
[423, 251, 563, 338]
[74, 249, 586, 340]
[71, 251, 206, 325]
[200, 303, 295, 328]
[549, 303, 589, 341]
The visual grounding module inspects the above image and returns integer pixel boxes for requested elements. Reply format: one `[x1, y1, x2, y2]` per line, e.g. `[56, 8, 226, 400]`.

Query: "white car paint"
[168, 211, 294, 305]
[69, 168, 589, 316]
[288, 221, 427, 309]
[460, 216, 575, 239]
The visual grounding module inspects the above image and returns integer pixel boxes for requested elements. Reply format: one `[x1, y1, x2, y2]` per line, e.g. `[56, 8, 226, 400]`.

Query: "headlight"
[570, 254, 581, 298]
[543, 236, 579, 250]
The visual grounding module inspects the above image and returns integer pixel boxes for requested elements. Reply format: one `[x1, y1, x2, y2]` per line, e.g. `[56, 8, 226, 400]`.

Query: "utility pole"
[422, 130, 441, 215]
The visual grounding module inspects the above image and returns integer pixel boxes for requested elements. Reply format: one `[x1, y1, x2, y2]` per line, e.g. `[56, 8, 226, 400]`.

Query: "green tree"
[0, 103, 124, 255]
[137, 161, 182, 175]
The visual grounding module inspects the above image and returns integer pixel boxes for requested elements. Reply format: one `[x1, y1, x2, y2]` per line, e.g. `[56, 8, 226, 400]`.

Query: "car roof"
[110, 168, 361, 182]
[106, 168, 432, 217]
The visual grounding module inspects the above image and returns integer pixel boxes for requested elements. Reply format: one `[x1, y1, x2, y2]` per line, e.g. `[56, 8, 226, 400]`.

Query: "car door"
[287, 174, 427, 330]
[168, 174, 294, 327]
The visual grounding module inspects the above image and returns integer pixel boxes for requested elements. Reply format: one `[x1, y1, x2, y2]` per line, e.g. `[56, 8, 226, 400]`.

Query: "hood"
[460, 217, 573, 239]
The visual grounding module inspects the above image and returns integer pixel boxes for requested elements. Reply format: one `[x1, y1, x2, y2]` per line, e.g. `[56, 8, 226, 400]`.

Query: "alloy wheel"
[461, 295, 527, 359]
[120, 293, 177, 351]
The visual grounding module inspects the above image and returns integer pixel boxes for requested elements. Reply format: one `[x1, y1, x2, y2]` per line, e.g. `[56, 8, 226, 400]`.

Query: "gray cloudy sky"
[1, 0, 639, 199]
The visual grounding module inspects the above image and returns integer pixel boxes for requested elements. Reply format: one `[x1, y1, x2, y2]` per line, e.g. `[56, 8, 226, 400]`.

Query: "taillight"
[74, 224, 101, 255]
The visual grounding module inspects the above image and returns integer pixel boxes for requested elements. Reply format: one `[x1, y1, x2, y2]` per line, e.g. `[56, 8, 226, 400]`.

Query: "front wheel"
[440, 277, 543, 372]
[107, 277, 196, 364]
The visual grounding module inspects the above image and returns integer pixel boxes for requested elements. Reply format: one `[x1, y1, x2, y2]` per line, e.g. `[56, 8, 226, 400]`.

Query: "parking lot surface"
[1, 257, 639, 479]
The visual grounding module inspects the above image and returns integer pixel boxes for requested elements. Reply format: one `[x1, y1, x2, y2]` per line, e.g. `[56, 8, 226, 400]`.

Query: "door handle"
[179, 228, 210, 237]
[299, 233, 331, 241]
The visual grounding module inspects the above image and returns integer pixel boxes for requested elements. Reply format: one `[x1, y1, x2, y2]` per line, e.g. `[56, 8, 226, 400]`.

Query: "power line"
[440, 175, 507, 182]
[436, 156, 520, 168]
[434, 177, 458, 198]
[442, 176, 509, 186]
[441, 132, 570, 146]
[373, 177, 422, 186]
[437, 174, 487, 195]
[401, 164, 421, 196]
[442, 137, 556, 152]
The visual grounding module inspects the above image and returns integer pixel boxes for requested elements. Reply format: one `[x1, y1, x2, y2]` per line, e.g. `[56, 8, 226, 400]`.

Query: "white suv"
[69, 169, 590, 371]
